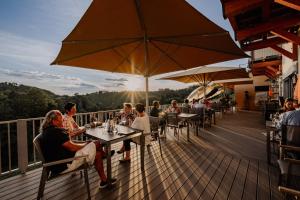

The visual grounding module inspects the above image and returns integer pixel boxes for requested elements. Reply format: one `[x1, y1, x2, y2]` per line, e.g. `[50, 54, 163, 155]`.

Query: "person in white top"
[118, 103, 151, 163]
[62, 102, 86, 137]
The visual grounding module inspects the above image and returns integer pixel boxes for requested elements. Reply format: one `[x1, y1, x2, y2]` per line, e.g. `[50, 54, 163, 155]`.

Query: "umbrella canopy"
[159, 66, 249, 85]
[51, 0, 248, 108]
[213, 78, 253, 86]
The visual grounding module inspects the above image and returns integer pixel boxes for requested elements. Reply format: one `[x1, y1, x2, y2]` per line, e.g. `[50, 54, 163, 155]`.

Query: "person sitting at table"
[181, 99, 190, 113]
[276, 109, 300, 159]
[150, 101, 160, 117]
[63, 102, 86, 137]
[118, 103, 151, 163]
[39, 110, 116, 188]
[118, 103, 137, 126]
[166, 100, 181, 113]
[150, 101, 166, 136]
[281, 98, 295, 113]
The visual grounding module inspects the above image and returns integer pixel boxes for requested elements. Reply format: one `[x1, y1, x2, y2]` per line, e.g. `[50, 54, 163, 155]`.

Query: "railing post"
[17, 119, 28, 173]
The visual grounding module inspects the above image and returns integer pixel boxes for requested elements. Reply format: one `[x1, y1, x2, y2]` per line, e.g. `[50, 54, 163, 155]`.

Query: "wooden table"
[265, 120, 278, 164]
[178, 113, 198, 141]
[85, 125, 144, 185]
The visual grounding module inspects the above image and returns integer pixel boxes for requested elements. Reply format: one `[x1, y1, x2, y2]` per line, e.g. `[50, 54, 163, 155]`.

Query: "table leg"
[187, 120, 190, 142]
[214, 112, 216, 125]
[140, 134, 145, 171]
[266, 131, 270, 164]
[106, 144, 112, 184]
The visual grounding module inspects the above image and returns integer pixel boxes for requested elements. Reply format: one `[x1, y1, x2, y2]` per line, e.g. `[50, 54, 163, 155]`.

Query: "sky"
[0, 0, 248, 95]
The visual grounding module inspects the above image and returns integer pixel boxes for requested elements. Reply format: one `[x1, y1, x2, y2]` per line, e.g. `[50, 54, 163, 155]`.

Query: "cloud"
[0, 31, 57, 67]
[105, 78, 128, 82]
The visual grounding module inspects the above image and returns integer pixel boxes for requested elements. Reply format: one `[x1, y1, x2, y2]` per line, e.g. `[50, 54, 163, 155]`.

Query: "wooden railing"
[0, 105, 170, 177]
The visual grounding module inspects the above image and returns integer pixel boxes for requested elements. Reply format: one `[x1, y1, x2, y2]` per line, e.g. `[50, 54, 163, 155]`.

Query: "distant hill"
[0, 82, 197, 121]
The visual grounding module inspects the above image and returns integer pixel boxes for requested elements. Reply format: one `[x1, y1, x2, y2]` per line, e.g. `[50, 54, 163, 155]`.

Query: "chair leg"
[83, 165, 91, 200]
[158, 135, 162, 156]
[37, 168, 48, 200]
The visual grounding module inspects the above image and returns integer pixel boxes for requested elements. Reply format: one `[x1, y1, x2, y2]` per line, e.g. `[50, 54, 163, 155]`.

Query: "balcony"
[0, 109, 281, 199]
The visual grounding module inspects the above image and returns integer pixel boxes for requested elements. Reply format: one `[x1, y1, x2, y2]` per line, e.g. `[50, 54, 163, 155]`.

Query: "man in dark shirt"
[39, 110, 116, 188]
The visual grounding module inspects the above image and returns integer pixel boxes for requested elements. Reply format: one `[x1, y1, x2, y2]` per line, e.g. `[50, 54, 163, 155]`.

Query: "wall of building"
[234, 84, 256, 110]
[234, 75, 270, 111]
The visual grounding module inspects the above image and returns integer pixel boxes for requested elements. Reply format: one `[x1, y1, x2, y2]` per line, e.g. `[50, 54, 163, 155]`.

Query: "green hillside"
[0, 82, 197, 121]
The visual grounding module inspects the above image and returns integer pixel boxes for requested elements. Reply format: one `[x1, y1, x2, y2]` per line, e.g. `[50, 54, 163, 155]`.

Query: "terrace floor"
[0, 111, 282, 200]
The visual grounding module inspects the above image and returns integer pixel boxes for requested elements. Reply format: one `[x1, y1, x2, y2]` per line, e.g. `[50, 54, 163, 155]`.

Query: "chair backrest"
[190, 107, 204, 116]
[149, 116, 159, 132]
[282, 125, 300, 146]
[33, 134, 46, 163]
[181, 106, 190, 113]
[166, 112, 179, 126]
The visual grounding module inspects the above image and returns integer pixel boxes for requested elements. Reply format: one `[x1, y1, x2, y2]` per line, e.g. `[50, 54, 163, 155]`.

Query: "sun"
[124, 77, 143, 91]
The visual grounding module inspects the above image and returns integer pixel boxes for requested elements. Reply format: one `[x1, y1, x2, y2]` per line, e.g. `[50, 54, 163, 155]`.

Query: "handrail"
[0, 105, 172, 177]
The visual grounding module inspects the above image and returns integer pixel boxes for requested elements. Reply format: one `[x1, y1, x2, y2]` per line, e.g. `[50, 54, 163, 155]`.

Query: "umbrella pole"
[145, 76, 149, 113]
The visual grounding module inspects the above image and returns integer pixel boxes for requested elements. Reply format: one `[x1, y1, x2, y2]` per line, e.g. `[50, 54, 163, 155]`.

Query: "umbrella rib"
[62, 37, 143, 44]
[147, 42, 182, 76]
[151, 32, 228, 40]
[110, 42, 144, 75]
[51, 40, 140, 65]
[153, 39, 247, 57]
[149, 42, 188, 75]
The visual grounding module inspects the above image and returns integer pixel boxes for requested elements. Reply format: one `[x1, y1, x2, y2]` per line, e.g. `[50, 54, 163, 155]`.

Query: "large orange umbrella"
[51, 0, 248, 108]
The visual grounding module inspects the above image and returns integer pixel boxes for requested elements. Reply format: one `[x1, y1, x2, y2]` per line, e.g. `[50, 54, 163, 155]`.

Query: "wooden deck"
[0, 111, 282, 200]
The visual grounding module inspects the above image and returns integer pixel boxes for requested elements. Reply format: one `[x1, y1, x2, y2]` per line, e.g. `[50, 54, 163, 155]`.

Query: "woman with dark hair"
[118, 103, 151, 163]
[63, 102, 86, 137]
[150, 101, 160, 117]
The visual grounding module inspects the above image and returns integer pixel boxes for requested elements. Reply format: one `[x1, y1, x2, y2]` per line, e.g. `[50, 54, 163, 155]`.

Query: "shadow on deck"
[0, 111, 282, 200]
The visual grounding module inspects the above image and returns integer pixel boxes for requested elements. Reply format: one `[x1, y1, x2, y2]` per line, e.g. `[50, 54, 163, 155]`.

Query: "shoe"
[119, 159, 131, 163]
[117, 149, 124, 154]
[99, 178, 117, 189]
[99, 181, 108, 189]
[110, 178, 117, 185]
[102, 150, 115, 159]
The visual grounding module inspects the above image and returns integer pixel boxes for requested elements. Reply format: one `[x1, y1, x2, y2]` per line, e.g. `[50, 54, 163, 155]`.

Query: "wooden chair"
[33, 134, 91, 200]
[277, 125, 300, 198]
[166, 112, 184, 140]
[149, 116, 162, 156]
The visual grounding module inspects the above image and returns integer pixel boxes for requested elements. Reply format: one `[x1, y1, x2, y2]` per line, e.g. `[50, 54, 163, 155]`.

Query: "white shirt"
[131, 113, 151, 145]
[131, 113, 150, 134]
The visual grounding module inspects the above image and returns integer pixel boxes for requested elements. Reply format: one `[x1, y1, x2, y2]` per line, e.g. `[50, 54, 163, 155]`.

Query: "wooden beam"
[223, 0, 264, 17]
[270, 45, 298, 60]
[271, 29, 300, 45]
[252, 60, 281, 68]
[237, 15, 300, 41]
[242, 37, 287, 51]
[275, 0, 300, 11]
[266, 66, 278, 74]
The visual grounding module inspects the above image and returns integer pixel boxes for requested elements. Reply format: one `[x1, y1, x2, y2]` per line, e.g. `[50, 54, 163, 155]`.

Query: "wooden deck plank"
[199, 155, 232, 200]
[213, 158, 240, 200]
[227, 159, 249, 200]
[184, 153, 225, 200]
[170, 152, 218, 200]
[257, 162, 271, 200]
[242, 160, 258, 200]
[148, 149, 212, 200]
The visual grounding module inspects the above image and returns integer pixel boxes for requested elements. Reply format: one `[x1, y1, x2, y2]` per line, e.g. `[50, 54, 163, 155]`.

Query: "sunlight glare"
[125, 77, 143, 91]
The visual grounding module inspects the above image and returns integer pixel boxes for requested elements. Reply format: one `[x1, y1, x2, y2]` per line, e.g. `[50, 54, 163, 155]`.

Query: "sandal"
[119, 159, 131, 163]
[117, 149, 124, 154]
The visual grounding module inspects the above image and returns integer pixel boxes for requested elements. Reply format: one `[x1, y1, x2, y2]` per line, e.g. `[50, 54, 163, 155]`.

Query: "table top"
[265, 120, 277, 129]
[178, 113, 198, 118]
[85, 124, 142, 143]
